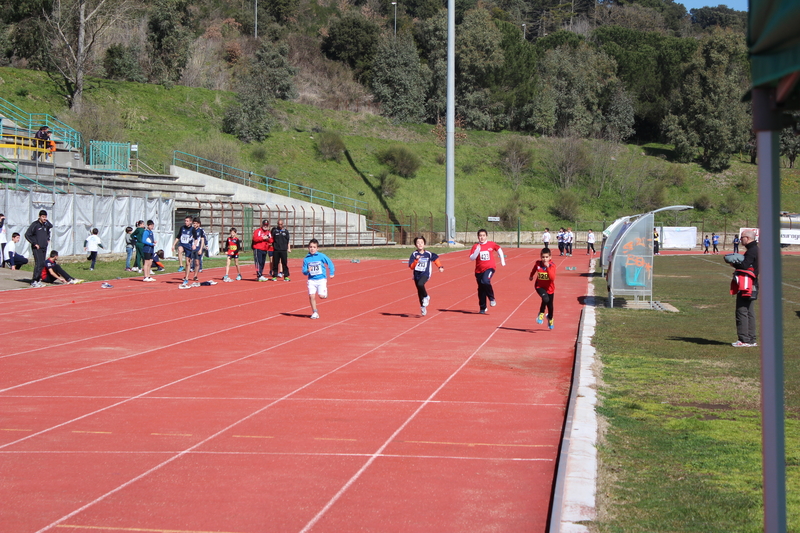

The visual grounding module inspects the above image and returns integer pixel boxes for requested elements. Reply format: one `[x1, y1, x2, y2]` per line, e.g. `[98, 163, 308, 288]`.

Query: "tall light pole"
[391, 2, 397, 36]
[445, 0, 455, 244]
[522, 23, 526, 40]
[254, 0, 258, 38]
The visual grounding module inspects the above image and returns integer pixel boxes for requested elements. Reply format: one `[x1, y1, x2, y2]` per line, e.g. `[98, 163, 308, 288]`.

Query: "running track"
[0, 247, 590, 533]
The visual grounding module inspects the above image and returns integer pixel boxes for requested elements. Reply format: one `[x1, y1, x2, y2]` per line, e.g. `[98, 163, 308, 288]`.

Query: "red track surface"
[0, 247, 591, 533]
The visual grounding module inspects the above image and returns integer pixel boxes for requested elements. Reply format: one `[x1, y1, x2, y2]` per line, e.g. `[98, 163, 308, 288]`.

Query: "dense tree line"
[0, 0, 764, 172]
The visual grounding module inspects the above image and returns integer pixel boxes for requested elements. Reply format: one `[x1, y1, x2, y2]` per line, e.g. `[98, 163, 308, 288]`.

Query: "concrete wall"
[171, 165, 366, 231]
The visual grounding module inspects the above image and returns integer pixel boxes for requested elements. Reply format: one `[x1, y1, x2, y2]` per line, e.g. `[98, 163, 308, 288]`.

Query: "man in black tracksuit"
[270, 219, 292, 281]
[25, 209, 52, 287]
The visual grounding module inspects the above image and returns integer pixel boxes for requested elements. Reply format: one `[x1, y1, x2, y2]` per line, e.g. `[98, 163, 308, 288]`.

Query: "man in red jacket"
[252, 219, 273, 281]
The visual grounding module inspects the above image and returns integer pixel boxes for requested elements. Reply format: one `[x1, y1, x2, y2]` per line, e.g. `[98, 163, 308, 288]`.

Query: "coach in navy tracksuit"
[25, 210, 52, 287]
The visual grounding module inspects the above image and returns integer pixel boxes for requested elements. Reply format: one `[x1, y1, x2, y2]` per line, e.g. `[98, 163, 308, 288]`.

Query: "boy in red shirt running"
[529, 248, 556, 329]
[469, 229, 505, 314]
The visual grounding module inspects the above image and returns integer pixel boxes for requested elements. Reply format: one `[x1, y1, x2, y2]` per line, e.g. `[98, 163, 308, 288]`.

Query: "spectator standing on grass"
[730, 230, 759, 347]
[271, 219, 291, 281]
[252, 219, 272, 281]
[124, 226, 134, 271]
[712, 233, 720, 254]
[132, 220, 145, 272]
[469, 228, 505, 314]
[42, 251, 83, 285]
[141, 220, 157, 282]
[172, 216, 194, 274]
[4, 233, 28, 269]
[587, 230, 596, 256]
[542, 227, 551, 251]
[25, 209, 52, 288]
[653, 228, 660, 255]
[84, 228, 103, 270]
[0, 213, 7, 267]
[733, 234, 740, 253]
[703, 235, 710, 254]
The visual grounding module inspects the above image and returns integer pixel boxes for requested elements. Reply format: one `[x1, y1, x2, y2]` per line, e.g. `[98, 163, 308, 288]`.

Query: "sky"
[679, 0, 748, 12]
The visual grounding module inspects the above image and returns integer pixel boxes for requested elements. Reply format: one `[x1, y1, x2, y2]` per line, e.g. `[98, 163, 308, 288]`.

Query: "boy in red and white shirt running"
[529, 248, 557, 329]
[469, 229, 505, 314]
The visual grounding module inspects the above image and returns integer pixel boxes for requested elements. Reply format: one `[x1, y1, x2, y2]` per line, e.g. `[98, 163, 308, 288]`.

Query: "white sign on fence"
[487, 217, 500, 222]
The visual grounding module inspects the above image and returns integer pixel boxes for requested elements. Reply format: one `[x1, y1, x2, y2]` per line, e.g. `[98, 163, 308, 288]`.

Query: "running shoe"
[181, 279, 189, 286]
[258, 276, 269, 282]
[732, 341, 752, 347]
[191, 282, 201, 288]
[284, 277, 291, 282]
[422, 296, 430, 307]
[178, 266, 185, 272]
[537, 313, 544, 324]
[70, 279, 85, 284]
[549, 319, 554, 330]
[30, 281, 43, 288]
[421, 306, 427, 316]
[490, 299, 496, 307]
[207, 280, 218, 285]
[125, 268, 132, 271]
[278, 273, 283, 278]
[479, 309, 487, 314]
[90, 268, 94, 271]
[236, 274, 242, 280]
[156, 267, 165, 272]
[179, 283, 192, 289]
[310, 311, 319, 319]
[199, 269, 203, 273]
[222, 275, 230, 282]
[271, 277, 278, 281]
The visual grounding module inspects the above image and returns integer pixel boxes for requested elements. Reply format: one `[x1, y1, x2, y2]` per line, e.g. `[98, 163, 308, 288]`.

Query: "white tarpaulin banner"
[0, 189, 173, 258]
[662, 226, 697, 249]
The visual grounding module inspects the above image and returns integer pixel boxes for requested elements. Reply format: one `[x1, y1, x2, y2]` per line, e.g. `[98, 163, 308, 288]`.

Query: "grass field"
[592, 254, 800, 533]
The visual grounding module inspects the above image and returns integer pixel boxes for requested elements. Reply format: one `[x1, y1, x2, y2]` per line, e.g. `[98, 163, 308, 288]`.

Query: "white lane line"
[298, 291, 535, 533]
[32, 286, 478, 533]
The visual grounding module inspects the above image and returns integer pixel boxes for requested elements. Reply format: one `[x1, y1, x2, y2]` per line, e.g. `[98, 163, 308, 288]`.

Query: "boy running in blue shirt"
[302, 238, 334, 319]
[409, 236, 444, 316]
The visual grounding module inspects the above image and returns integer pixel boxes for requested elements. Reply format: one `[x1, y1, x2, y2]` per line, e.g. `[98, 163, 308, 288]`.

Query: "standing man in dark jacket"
[270, 219, 291, 281]
[732, 229, 759, 347]
[25, 209, 52, 287]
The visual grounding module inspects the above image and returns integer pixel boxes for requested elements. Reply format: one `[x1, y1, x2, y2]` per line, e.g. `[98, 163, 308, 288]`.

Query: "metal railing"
[173, 151, 370, 215]
[0, 96, 83, 151]
[0, 153, 66, 194]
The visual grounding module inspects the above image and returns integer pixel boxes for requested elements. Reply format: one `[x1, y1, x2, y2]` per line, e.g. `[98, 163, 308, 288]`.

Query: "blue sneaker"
[236, 274, 242, 280]
[178, 266, 185, 272]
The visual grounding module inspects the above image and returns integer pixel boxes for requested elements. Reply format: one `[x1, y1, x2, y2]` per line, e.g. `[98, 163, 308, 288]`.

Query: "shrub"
[550, 189, 581, 221]
[499, 137, 533, 191]
[316, 131, 346, 162]
[436, 153, 446, 165]
[718, 191, 742, 215]
[103, 44, 145, 83]
[377, 146, 421, 178]
[693, 193, 713, 211]
[378, 170, 400, 198]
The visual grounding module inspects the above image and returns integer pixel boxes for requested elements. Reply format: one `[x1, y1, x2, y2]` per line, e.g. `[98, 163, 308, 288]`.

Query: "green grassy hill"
[2, 67, 797, 234]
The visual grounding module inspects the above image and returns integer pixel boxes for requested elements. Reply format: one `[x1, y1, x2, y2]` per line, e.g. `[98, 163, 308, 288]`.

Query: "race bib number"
[479, 250, 491, 261]
[229, 244, 238, 252]
[180, 234, 191, 244]
[308, 261, 322, 276]
[537, 271, 550, 280]
[415, 258, 429, 271]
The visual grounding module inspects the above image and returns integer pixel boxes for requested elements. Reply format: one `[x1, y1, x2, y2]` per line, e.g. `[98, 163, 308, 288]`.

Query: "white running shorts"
[307, 278, 328, 298]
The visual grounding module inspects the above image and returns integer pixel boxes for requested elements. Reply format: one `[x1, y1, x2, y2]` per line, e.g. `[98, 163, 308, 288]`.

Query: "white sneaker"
[178, 283, 192, 289]
[69, 279, 85, 284]
[310, 311, 319, 319]
[191, 282, 201, 288]
[223, 276, 233, 282]
[421, 306, 427, 316]
[278, 273, 284, 278]
[490, 299, 497, 307]
[258, 276, 269, 282]
[422, 296, 430, 307]
[207, 280, 218, 285]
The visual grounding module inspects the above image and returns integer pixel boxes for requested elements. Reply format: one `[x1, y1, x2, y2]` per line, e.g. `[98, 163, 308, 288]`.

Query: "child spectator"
[124, 227, 134, 271]
[84, 228, 103, 270]
[4, 233, 28, 270]
[302, 238, 335, 319]
[542, 227, 551, 251]
[469, 229, 505, 314]
[141, 220, 157, 282]
[0, 212, 6, 267]
[180, 218, 205, 289]
[712, 233, 720, 254]
[556, 228, 565, 256]
[409, 236, 444, 316]
[703, 235, 710, 254]
[131, 220, 145, 272]
[42, 251, 83, 285]
[223, 228, 243, 282]
[529, 248, 556, 329]
[586, 229, 595, 256]
[732, 234, 740, 254]
[565, 227, 574, 256]
[153, 250, 166, 271]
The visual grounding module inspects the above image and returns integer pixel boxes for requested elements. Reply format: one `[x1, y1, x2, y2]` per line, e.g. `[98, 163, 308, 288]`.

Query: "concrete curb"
[550, 259, 598, 533]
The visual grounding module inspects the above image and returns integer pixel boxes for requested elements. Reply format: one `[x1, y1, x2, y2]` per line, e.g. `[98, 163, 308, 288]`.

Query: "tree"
[321, 14, 381, 83]
[371, 33, 426, 124]
[414, 11, 447, 121]
[103, 43, 144, 82]
[662, 28, 750, 172]
[147, 0, 192, 86]
[223, 41, 297, 142]
[499, 137, 533, 191]
[44, 0, 131, 111]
